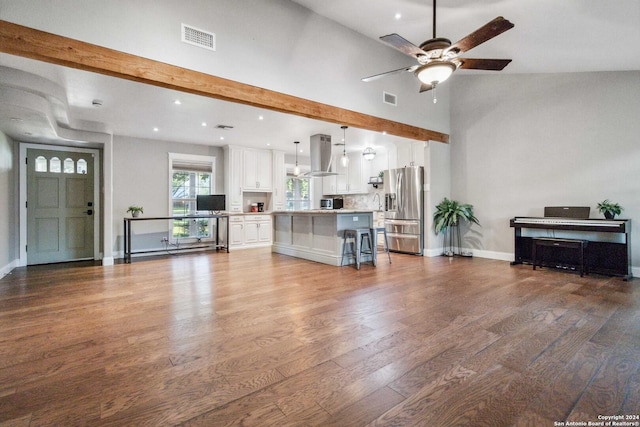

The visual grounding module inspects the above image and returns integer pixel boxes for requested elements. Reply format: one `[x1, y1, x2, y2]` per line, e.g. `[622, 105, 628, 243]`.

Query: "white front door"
[26, 148, 95, 265]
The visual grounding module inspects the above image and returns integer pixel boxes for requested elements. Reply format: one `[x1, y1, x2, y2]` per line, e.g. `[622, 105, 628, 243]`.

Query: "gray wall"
[112, 136, 224, 253]
[450, 71, 640, 271]
[0, 132, 16, 277]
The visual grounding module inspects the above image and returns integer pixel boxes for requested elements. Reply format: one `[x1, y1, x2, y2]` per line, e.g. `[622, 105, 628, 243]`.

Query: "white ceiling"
[1, 0, 639, 156]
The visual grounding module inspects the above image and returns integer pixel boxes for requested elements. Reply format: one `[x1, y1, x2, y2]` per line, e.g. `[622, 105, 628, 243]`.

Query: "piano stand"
[532, 238, 588, 277]
[510, 217, 632, 280]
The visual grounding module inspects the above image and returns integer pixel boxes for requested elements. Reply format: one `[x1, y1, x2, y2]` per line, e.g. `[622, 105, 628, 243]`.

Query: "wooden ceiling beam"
[0, 19, 449, 143]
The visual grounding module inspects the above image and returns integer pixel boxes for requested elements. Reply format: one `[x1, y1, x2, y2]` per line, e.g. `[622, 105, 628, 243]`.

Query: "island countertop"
[272, 209, 373, 215]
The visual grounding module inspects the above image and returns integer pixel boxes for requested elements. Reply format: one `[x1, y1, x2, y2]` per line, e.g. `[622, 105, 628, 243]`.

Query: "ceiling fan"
[362, 0, 514, 102]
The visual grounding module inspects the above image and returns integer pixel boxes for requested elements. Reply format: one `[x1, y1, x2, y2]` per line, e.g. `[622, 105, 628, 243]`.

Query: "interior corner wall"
[450, 71, 640, 270]
[424, 140, 451, 256]
[111, 136, 223, 255]
[0, 131, 16, 277]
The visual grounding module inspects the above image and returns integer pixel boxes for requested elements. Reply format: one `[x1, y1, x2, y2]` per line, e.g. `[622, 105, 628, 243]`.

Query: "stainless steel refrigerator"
[384, 166, 424, 255]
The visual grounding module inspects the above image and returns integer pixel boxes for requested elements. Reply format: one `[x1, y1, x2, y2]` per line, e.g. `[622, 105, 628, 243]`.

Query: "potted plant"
[433, 198, 480, 256]
[127, 206, 144, 217]
[597, 199, 622, 219]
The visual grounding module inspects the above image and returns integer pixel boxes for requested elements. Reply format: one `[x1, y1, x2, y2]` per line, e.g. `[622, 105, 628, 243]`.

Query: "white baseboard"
[0, 259, 19, 279]
[102, 257, 114, 266]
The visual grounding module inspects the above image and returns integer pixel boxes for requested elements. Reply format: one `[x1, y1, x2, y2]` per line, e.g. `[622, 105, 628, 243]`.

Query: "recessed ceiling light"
[153, 127, 159, 132]
[395, 12, 402, 20]
[220, 136, 224, 140]
[201, 122, 207, 127]
[10, 117, 23, 121]
[174, 100, 181, 105]
[258, 115, 264, 120]
[266, 143, 270, 146]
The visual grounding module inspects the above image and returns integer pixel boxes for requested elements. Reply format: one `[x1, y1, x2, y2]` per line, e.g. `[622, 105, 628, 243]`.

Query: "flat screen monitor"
[196, 194, 226, 212]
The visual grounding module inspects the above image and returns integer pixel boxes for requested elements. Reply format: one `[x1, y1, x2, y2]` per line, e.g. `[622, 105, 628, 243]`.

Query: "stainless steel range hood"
[307, 133, 337, 176]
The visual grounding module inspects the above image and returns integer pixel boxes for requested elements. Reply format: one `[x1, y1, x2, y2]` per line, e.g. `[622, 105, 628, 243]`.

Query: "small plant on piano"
[596, 199, 622, 220]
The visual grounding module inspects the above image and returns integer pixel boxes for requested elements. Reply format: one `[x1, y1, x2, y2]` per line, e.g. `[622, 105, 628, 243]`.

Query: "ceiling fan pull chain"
[432, 82, 438, 103]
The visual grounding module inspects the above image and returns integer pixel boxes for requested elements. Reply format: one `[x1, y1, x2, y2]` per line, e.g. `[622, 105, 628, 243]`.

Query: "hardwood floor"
[0, 249, 638, 426]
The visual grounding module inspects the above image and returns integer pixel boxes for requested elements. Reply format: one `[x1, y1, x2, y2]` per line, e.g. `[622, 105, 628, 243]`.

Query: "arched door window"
[35, 156, 47, 172]
[77, 159, 88, 174]
[49, 157, 61, 173]
[63, 158, 75, 173]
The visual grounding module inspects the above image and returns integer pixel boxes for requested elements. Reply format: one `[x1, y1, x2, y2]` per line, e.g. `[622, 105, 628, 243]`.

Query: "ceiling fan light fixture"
[415, 61, 456, 85]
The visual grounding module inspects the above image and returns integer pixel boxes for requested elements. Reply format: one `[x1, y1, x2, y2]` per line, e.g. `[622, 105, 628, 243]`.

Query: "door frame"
[19, 143, 101, 266]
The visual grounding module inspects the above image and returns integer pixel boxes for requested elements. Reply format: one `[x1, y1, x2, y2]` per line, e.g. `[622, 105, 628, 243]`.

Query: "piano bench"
[532, 238, 589, 277]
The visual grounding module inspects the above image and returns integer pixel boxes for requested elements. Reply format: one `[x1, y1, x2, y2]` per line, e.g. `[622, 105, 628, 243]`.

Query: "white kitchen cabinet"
[224, 146, 244, 212]
[243, 148, 272, 191]
[244, 215, 272, 246]
[272, 150, 286, 211]
[229, 214, 272, 248]
[323, 153, 369, 195]
[395, 142, 425, 168]
[228, 215, 245, 247]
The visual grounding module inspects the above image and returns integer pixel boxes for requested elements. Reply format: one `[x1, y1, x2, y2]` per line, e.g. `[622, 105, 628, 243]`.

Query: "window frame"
[168, 153, 216, 241]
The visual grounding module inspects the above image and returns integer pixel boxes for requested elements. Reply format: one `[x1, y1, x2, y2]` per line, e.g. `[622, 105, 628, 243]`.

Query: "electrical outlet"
[353, 216, 358, 221]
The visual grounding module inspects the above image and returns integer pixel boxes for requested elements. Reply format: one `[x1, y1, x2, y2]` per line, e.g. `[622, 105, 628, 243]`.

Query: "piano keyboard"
[512, 217, 625, 228]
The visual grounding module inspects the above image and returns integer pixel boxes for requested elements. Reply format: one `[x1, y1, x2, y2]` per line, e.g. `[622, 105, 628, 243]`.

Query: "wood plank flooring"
[0, 249, 638, 426]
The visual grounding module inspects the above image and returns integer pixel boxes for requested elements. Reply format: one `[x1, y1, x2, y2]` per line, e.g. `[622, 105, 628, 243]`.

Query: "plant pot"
[132, 211, 140, 218]
[604, 211, 615, 220]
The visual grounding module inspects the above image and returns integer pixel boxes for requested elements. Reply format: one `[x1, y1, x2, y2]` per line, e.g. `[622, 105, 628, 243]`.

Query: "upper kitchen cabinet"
[395, 142, 426, 168]
[322, 152, 370, 195]
[243, 148, 273, 191]
[224, 146, 244, 212]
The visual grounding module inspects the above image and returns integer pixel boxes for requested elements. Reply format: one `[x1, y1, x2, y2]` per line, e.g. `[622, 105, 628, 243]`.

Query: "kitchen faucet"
[372, 193, 382, 211]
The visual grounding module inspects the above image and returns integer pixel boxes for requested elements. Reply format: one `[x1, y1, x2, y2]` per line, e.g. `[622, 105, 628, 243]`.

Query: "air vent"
[383, 91, 397, 106]
[181, 24, 216, 51]
[215, 124, 234, 130]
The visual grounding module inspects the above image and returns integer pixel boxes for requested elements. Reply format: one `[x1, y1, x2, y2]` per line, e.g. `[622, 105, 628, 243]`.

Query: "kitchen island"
[272, 210, 374, 266]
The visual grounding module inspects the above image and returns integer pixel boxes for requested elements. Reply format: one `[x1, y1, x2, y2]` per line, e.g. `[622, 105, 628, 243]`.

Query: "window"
[63, 158, 74, 173]
[35, 156, 47, 172]
[286, 176, 310, 210]
[49, 157, 61, 173]
[77, 159, 88, 174]
[169, 154, 215, 239]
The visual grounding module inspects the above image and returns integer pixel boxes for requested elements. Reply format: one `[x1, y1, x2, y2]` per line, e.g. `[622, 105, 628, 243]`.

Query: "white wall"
[0, 131, 16, 277]
[450, 71, 640, 271]
[0, 0, 450, 135]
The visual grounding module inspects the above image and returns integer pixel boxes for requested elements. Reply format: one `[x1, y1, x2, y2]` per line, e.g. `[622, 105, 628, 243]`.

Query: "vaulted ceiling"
[1, 0, 638, 155]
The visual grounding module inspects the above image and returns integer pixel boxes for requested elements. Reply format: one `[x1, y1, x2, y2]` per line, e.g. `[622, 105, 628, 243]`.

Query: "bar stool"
[372, 227, 392, 264]
[341, 228, 374, 270]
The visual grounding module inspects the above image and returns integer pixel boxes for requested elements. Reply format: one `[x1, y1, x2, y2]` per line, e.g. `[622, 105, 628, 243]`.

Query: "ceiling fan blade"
[419, 83, 433, 93]
[380, 33, 427, 59]
[458, 58, 512, 71]
[448, 17, 514, 55]
[362, 65, 419, 82]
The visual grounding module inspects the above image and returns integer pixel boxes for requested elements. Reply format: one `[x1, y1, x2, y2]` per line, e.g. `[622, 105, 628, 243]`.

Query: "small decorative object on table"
[127, 206, 144, 218]
[596, 199, 622, 219]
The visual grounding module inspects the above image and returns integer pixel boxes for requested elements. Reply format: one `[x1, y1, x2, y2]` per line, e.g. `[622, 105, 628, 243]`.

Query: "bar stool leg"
[383, 228, 391, 264]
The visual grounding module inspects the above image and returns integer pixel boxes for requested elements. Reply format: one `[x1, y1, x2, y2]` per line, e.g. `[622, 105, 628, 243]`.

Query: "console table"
[123, 214, 229, 263]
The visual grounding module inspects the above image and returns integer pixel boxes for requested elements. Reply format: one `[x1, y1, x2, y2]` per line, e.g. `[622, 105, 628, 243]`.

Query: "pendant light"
[293, 140, 300, 176]
[362, 147, 376, 160]
[340, 125, 349, 167]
